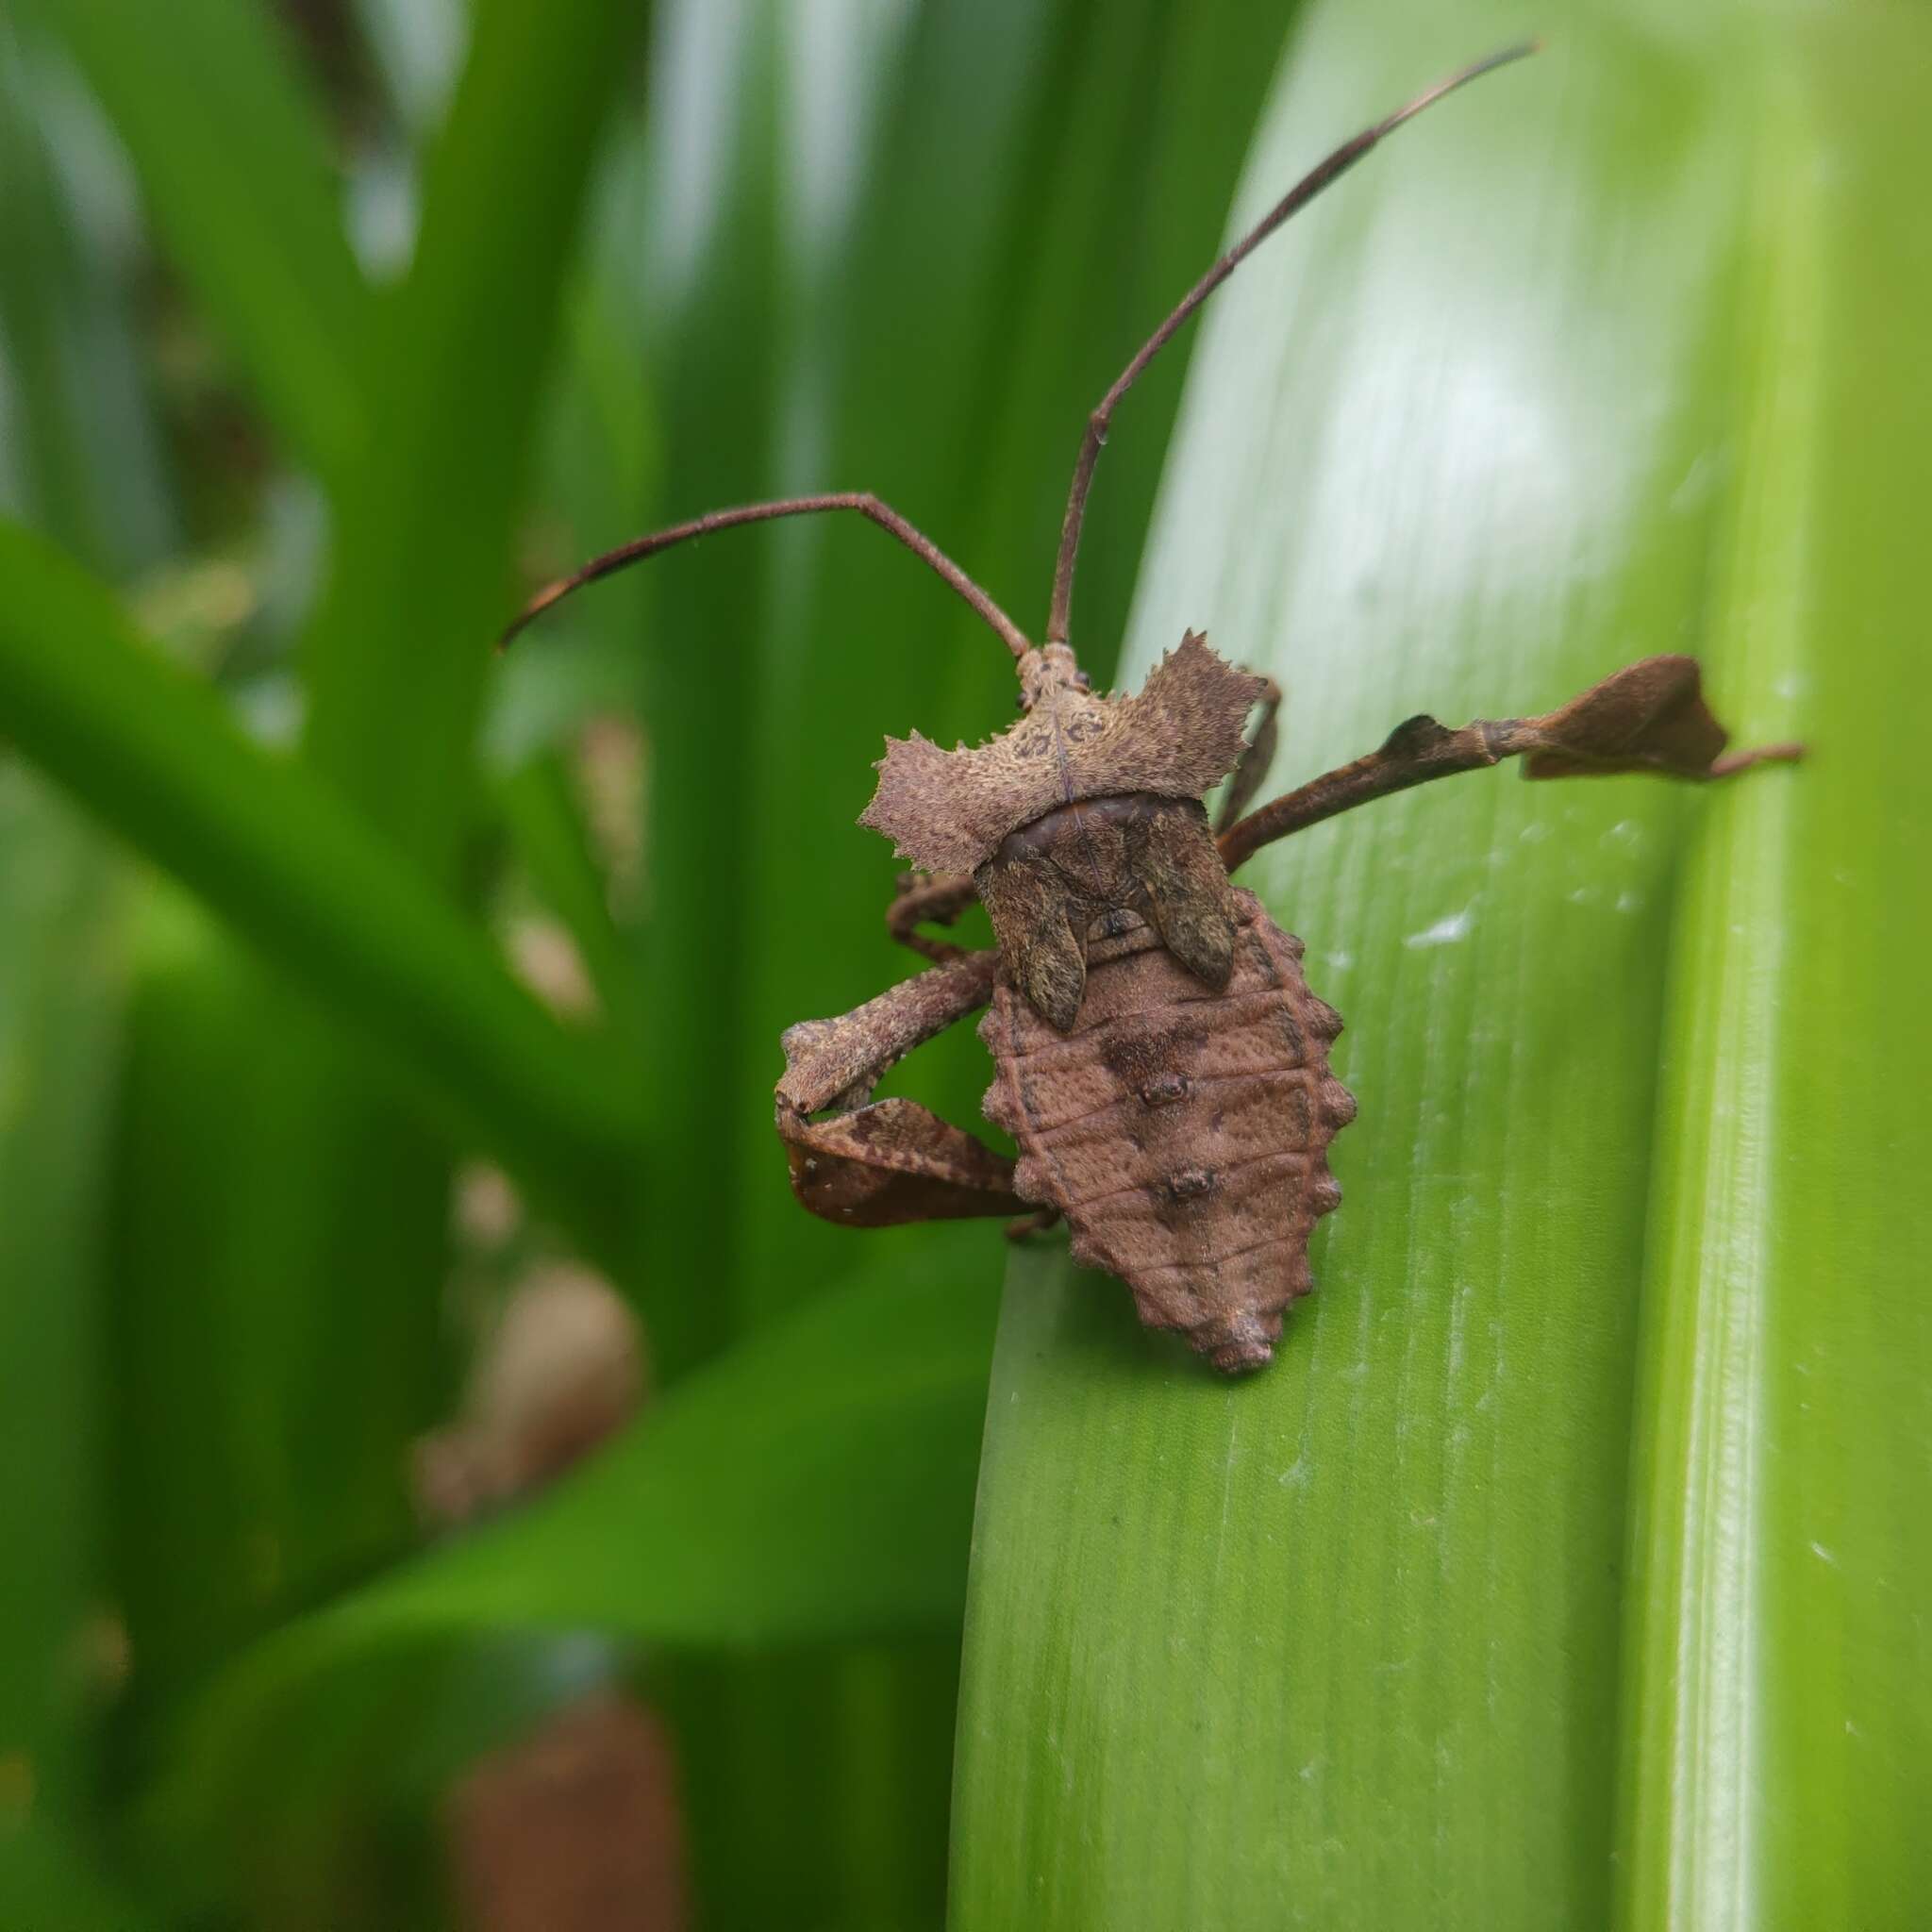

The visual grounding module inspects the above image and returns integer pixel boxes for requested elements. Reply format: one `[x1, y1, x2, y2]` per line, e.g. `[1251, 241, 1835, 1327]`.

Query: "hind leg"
[1219, 656, 1801, 870]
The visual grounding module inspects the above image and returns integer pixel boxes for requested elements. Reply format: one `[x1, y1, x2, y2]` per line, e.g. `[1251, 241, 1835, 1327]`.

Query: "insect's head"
[1016, 641, 1089, 711]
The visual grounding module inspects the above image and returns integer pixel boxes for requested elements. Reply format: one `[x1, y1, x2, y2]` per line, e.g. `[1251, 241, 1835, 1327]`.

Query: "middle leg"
[1214, 673, 1284, 834]
[887, 869, 979, 962]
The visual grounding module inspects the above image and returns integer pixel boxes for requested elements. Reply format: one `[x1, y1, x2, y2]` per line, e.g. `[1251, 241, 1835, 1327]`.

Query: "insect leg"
[775, 950, 1024, 1226]
[1004, 1207, 1062, 1243]
[1214, 673, 1283, 833]
[1218, 655, 1803, 872]
[886, 870, 979, 962]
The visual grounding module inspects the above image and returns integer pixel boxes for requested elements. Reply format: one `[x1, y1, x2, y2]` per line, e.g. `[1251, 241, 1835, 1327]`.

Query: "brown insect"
[505, 44, 1801, 1374]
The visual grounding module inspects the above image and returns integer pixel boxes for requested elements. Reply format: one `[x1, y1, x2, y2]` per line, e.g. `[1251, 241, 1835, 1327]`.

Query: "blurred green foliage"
[0, 2, 1924, 1929]
[0, 1, 1297, 1923]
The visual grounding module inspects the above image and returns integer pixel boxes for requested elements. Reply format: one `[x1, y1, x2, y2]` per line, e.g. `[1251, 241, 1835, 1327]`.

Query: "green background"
[0, 2, 1924, 1926]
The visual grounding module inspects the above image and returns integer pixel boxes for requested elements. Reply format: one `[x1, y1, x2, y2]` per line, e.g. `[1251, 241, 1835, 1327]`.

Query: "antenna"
[1042, 41, 1540, 646]
[500, 491, 1032, 661]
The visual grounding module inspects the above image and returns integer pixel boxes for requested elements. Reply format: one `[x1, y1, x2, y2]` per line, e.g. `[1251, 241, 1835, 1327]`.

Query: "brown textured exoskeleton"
[504, 45, 1801, 1374]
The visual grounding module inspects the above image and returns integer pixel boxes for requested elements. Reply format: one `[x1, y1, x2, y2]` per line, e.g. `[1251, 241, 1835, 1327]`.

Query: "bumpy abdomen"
[979, 889, 1354, 1373]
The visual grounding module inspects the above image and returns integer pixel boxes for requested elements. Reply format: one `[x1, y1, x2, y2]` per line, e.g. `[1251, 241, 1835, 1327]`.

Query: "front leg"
[776, 949, 1024, 1226]
[1218, 655, 1801, 870]
[886, 869, 979, 961]
[1214, 673, 1283, 833]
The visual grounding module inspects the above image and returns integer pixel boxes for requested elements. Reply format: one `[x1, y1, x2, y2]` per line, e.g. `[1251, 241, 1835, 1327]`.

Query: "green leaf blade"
[1619, 20, 1932, 1927]
[952, 10, 1930, 1926]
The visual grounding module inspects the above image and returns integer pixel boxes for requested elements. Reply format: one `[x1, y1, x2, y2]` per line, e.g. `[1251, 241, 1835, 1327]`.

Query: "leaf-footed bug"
[503, 43, 1801, 1374]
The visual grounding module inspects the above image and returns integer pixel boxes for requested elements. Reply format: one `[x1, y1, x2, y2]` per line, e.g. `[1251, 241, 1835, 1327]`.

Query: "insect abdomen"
[979, 890, 1353, 1373]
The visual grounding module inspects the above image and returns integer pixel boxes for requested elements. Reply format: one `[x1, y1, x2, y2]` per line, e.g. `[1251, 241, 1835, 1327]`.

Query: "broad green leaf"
[1618, 16, 1932, 1926]
[20, 0, 372, 491]
[156, 1228, 1003, 1851]
[0, 522, 643, 1257]
[951, 8, 1929, 1928]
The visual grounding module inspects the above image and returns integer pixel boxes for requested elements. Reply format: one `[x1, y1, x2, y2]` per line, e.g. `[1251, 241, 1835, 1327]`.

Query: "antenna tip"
[1382, 39, 1544, 134]
[496, 577, 568, 652]
[1473, 37, 1544, 78]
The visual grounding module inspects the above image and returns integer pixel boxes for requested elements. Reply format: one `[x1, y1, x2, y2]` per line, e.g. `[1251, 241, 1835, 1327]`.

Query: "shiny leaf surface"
[951, 9, 1930, 1926]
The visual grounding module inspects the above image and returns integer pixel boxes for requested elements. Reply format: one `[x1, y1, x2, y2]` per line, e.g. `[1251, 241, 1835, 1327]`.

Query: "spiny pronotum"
[503, 42, 1801, 1374]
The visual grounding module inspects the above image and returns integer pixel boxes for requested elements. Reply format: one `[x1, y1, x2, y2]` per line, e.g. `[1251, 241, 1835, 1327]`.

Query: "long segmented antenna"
[1043, 40, 1540, 646]
[499, 491, 1032, 660]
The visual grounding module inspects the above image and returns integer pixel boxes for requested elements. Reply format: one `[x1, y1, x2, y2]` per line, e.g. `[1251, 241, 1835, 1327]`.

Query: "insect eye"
[1074, 670, 1091, 691]
[1015, 689, 1027, 710]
